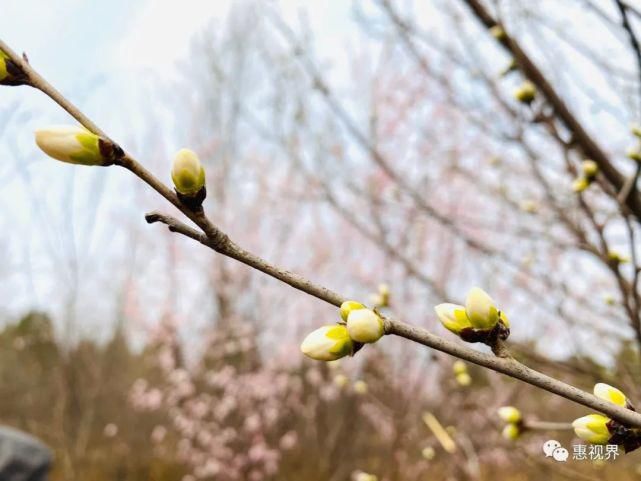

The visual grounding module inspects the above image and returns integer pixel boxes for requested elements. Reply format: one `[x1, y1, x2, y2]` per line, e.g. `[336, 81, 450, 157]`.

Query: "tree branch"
[3, 37, 641, 429]
[460, 0, 641, 221]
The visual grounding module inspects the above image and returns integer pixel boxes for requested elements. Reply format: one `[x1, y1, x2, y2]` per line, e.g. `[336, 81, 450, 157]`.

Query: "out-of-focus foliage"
[0, 311, 640, 480]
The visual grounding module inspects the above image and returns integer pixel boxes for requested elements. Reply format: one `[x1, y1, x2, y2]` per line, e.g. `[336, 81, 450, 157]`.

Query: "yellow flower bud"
[593, 383, 627, 407]
[607, 250, 630, 264]
[582, 159, 598, 178]
[0, 49, 27, 86]
[604, 294, 615, 306]
[499, 311, 510, 328]
[572, 414, 611, 445]
[452, 360, 467, 376]
[340, 300, 366, 322]
[377, 283, 390, 307]
[497, 406, 522, 424]
[627, 147, 641, 162]
[353, 472, 377, 481]
[502, 423, 520, 441]
[572, 176, 590, 193]
[333, 374, 348, 388]
[489, 25, 507, 41]
[35, 126, 106, 166]
[632, 124, 641, 138]
[0, 50, 9, 83]
[346, 308, 384, 343]
[434, 303, 473, 335]
[465, 287, 499, 330]
[514, 81, 536, 104]
[421, 446, 435, 460]
[455, 372, 472, 386]
[520, 200, 538, 214]
[171, 148, 206, 196]
[353, 380, 368, 394]
[300, 325, 353, 361]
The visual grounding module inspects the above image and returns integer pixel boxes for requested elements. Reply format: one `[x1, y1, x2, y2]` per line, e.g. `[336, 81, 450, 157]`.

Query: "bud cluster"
[572, 159, 599, 193]
[572, 383, 640, 452]
[452, 360, 471, 386]
[513, 81, 536, 105]
[300, 301, 384, 362]
[497, 406, 523, 441]
[627, 125, 641, 162]
[434, 287, 510, 346]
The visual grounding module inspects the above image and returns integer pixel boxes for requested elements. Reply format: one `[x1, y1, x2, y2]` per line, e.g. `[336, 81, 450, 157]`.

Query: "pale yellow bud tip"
[607, 250, 629, 264]
[35, 126, 105, 166]
[582, 159, 598, 178]
[171, 148, 206, 196]
[593, 383, 627, 407]
[627, 147, 641, 162]
[434, 303, 472, 335]
[421, 446, 435, 460]
[353, 380, 368, 394]
[572, 177, 590, 193]
[497, 406, 522, 424]
[514, 81, 536, 104]
[572, 414, 611, 445]
[489, 25, 507, 41]
[340, 300, 366, 322]
[465, 287, 499, 330]
[452, 360, 467, 376]
[353, 472, 377, 481]
[333, 374, 348, 388]
[456, 372, 472, 386]
[502, 424, 520, 441]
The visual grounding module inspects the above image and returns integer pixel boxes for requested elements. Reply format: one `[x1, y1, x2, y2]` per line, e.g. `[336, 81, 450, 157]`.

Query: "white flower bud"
[572, 414, 611, 445]
[593, 383, 627, 407]
[35, 126, 105, 166]
[497, 406, 522, 424]
[346, 308, 383, 343]
[434, 303, 472, 335]
[300, 325, 353, 362]
[465, 287, 499, 330]
[171, 148, 206, 196]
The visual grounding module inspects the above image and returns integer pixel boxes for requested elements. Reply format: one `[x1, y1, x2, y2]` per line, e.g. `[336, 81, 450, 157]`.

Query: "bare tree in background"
[4, 0, 641, 480]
